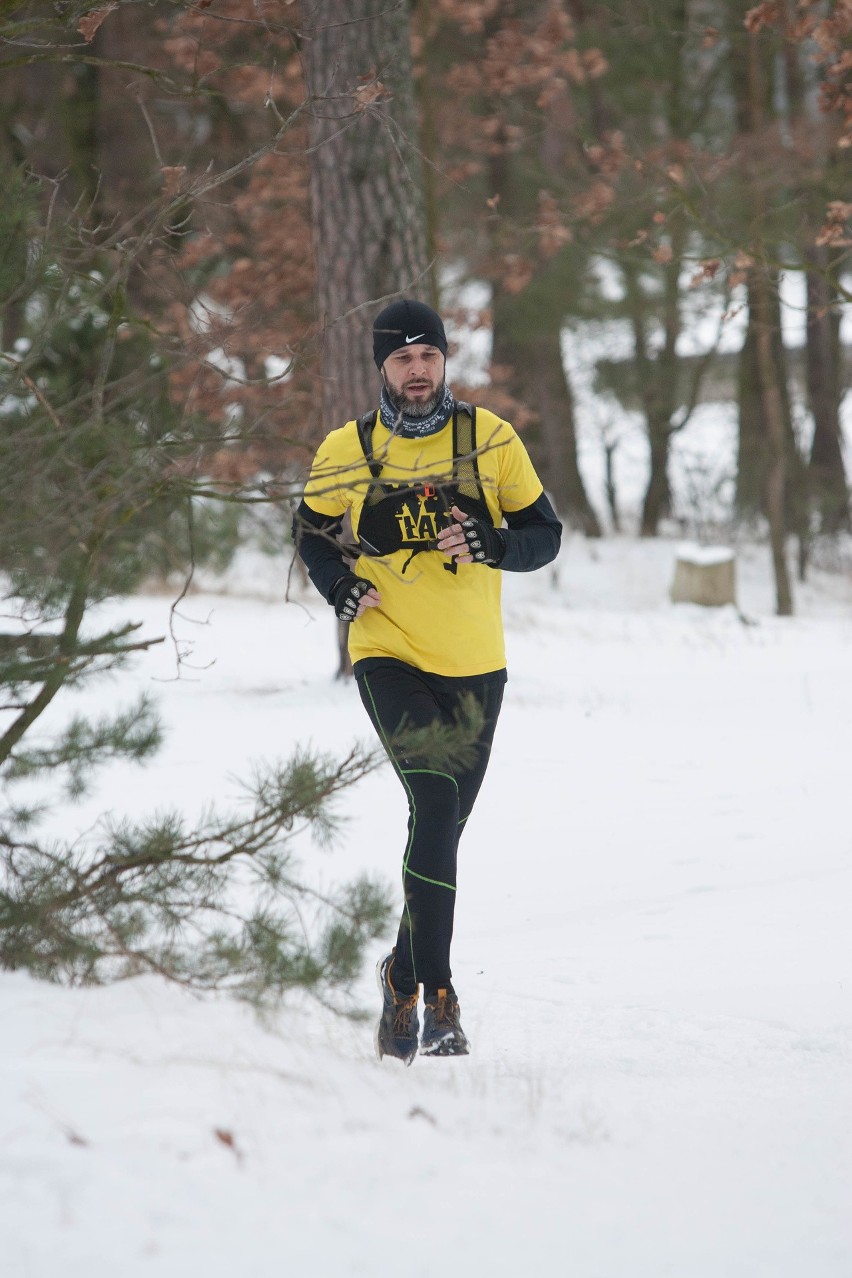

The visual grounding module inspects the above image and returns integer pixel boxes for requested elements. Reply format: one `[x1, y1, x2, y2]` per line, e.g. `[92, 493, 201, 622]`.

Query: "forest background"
[0, 1, 850, 996]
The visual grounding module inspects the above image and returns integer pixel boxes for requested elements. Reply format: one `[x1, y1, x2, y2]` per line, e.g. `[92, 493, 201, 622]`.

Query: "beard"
[385, 379, 446, 418]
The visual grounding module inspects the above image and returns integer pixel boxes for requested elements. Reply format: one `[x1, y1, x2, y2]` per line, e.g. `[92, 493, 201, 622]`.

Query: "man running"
[293, 299, 561, 1063]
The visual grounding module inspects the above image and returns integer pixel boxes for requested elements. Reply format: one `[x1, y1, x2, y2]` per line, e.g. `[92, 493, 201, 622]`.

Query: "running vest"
[354, 403, 495, 572]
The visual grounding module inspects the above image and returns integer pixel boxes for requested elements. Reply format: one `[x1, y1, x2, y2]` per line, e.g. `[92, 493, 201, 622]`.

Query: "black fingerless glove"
[331, 573, 375, 622]
[456, 516, 505, 566]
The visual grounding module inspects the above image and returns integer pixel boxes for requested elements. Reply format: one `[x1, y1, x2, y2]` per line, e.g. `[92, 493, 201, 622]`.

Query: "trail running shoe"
[421, 988, 470, 1057]
[375, 952, 420, 1066]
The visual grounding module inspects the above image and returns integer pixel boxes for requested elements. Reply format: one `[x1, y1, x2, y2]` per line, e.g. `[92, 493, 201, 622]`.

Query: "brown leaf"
[583, 48, 608, 80]
[744, 3, 780, 36]
[78, 4, 117, 42]
[213, 1126, 244, 1160]
[573, 179, 616, 224]
[161, 166, 186, 197]
[353, 78, 391, 112]
[826, 200, 852, 222]
[815, 225, 852, 247]
[689, 259, 721, 288]
[536, 191, 573, 257]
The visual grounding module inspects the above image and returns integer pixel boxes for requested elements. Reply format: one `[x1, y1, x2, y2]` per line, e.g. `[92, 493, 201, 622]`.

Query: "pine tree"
[0, 167, 394, 1004]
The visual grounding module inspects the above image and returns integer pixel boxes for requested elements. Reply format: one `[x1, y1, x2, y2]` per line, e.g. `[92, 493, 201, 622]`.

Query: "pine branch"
[4, 695, 163, 796]
[0, 561, 91, 767]
[0, 741, 392, 1004]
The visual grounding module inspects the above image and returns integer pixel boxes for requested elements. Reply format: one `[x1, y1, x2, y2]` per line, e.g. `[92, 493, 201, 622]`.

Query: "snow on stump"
[670, 543, 737, 608]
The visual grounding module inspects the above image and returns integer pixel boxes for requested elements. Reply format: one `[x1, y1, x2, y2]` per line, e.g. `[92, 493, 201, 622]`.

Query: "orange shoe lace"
[393, 991, 419, 1034]
[427, 989, 457, 1025]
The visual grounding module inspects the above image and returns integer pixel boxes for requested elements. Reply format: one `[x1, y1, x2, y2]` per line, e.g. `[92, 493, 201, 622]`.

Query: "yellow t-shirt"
[303, 408, 543, 677]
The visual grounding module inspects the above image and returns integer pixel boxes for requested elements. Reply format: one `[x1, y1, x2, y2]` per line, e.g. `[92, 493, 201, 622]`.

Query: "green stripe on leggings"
[362, 675, 460, 985]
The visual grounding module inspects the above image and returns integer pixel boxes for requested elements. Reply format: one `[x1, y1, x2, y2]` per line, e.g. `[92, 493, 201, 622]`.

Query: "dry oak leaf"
[582, 48, 608, 79]
[536, 191, 573, 257]
[816, 200, 852, 246]
[825, 199, 852, 221]
[744, 3, 780, 36]
[353, 77, 391, 111]
[213, 1127, 244, 1161]
[689, 258, 721, 287]
[78, 4, 117, 42]
[161, 166, 186, 197]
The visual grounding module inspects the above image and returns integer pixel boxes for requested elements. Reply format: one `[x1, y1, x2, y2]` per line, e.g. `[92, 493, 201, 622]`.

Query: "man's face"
[382, 343, 445, 417]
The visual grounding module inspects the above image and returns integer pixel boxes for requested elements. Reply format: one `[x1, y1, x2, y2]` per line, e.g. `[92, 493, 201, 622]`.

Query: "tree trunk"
[735, 317, 768, 520]
[775, 1, 848, 534]
[604, 439, 621, 533]
[750, 268, 793, 614]
[302, 0, 431, 432]
[487, 140, 600, 536]
[621, 254, 681, 538]
[302, 1, 431, 676]
[735, 279, 798, 518]
[536, 330, 600, 536]
[731, 20, 798, 613]
[611, 0, 689, 540]
[804, 254, 848, 532]
[641, 430, 672, 538]
[491, 297, 601, 535]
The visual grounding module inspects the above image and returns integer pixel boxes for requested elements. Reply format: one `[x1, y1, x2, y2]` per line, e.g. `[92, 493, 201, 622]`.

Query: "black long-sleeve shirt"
[293, 491, 562, 605]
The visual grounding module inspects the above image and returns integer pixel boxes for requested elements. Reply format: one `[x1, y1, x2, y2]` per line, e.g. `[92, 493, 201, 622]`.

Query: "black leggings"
[356, 659, 505, 996]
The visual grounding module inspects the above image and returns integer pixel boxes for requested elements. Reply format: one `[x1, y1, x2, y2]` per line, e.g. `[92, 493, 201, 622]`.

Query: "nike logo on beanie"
[405, 333, 426, 344]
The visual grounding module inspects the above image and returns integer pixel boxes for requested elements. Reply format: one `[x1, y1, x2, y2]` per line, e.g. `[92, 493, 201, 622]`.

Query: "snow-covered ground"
[2, 536, 851, 1277]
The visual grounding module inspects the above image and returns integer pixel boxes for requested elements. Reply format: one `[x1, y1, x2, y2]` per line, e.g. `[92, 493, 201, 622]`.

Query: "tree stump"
[670, 544, 737, 607]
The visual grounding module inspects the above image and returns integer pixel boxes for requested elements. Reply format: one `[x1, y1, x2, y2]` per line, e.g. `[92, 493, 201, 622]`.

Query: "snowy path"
[1, 540, 850, 1276]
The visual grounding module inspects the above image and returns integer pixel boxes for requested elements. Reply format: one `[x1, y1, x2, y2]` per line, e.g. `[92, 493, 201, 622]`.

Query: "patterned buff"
[379, 383, 456, 439]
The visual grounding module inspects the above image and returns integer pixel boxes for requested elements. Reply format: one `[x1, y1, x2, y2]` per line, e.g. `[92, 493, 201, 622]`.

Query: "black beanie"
[372, 299, 448, 369]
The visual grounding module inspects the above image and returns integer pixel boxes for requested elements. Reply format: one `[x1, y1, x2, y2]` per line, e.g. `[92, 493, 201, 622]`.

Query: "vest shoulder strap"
[452, 403, 481, 503]
[356, 402, 482, 493]
[356, 410, 382, 479]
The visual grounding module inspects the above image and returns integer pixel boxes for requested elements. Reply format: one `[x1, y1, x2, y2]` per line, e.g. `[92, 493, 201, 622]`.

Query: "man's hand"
[331, 573, 382, 622]
[436, 505, 505, 566]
